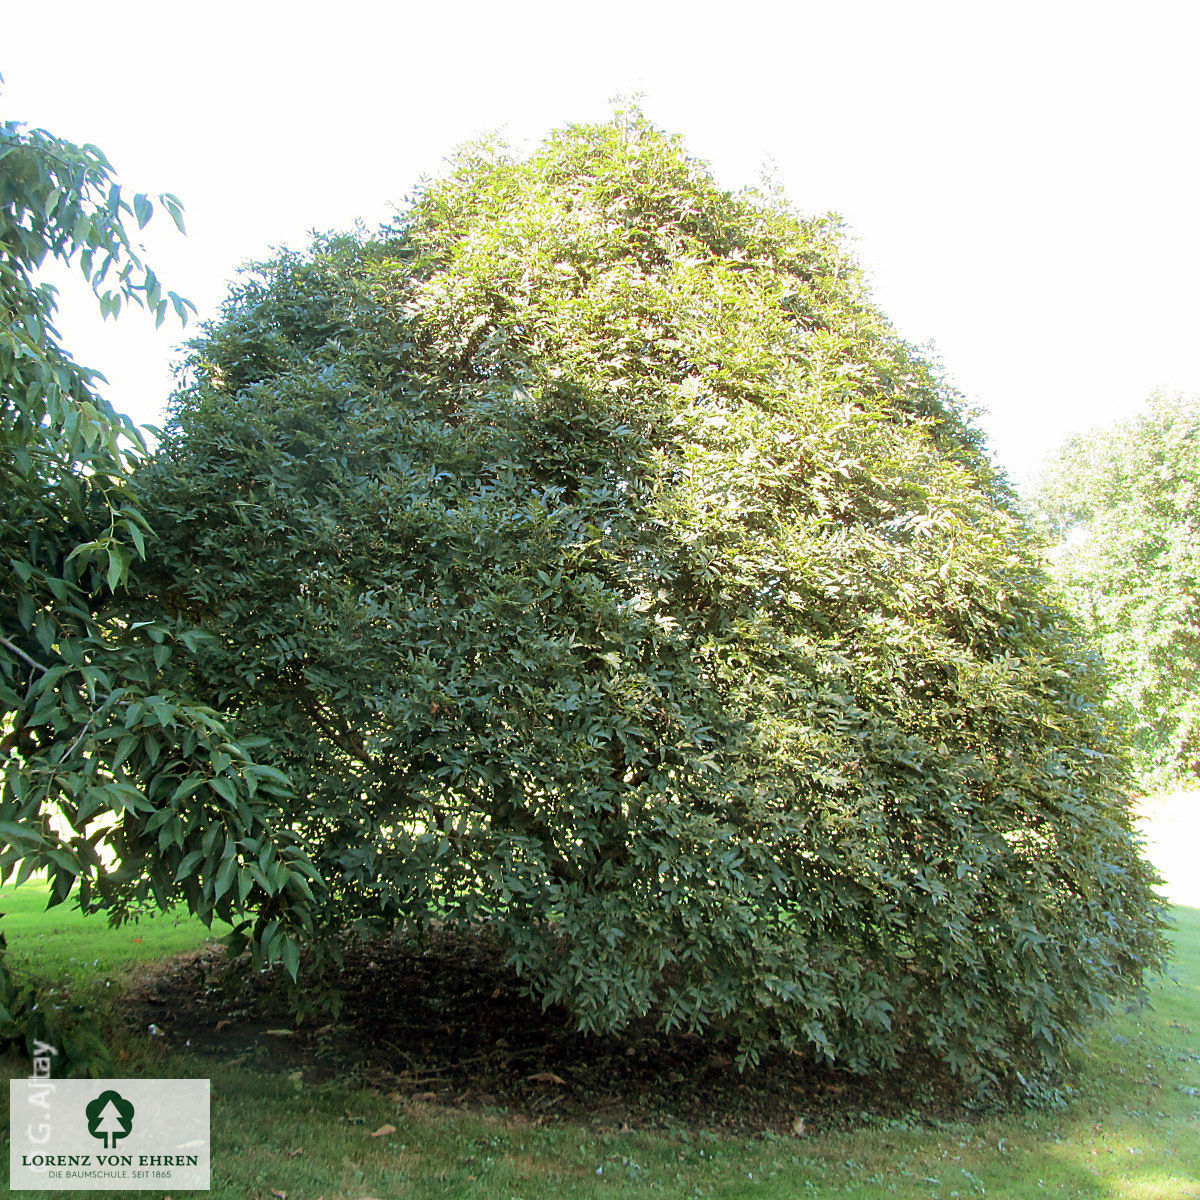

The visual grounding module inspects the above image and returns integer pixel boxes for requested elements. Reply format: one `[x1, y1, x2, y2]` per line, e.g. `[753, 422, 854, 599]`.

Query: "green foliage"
[1, 109, 322, 1068]
[0, 921, 108, 1072]
[140, 110, 1167, 1096]
[1029, 393, 1200, 786]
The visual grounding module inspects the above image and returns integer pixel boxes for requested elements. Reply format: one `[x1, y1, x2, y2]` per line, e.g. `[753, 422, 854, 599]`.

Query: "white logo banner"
[9, 1078, 209, 1191]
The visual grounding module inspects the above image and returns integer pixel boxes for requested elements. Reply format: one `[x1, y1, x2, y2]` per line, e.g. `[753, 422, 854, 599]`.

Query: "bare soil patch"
[121, 927, 968, 1136]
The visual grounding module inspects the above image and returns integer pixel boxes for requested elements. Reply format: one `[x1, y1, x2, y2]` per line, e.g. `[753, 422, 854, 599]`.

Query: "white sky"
[5, 0, 1199, 483]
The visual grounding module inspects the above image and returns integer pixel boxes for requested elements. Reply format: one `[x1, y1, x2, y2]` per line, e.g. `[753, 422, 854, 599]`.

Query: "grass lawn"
[0, 881, 232, 982]
[2, 824, 1198, 1198]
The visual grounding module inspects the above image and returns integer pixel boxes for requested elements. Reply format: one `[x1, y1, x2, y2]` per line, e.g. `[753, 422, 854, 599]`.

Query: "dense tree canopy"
[1030, 393, 1200, 785]
[131, 112, 1166, 1097]
[0, 113, 318, 1064]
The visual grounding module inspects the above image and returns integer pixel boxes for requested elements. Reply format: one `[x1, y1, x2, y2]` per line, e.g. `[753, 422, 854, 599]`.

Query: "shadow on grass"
[0, 901, 1196, 1199]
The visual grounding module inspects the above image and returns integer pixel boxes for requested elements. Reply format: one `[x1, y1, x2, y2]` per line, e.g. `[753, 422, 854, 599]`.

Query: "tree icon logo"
[85, 1089, 135, 1149]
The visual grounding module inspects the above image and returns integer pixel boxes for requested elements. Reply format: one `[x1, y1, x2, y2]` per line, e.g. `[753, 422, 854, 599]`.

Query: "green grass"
[0, 878, 232, 983]
[2, 891, 1198, 1198]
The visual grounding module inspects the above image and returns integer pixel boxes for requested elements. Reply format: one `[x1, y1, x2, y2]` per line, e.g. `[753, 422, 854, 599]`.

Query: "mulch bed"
[121, 927, 967, 1135]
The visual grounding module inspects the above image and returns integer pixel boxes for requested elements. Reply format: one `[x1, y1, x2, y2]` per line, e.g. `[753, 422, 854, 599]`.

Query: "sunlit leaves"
[1029, 392, 1200, 785]
[140, 109, 1168, 1098]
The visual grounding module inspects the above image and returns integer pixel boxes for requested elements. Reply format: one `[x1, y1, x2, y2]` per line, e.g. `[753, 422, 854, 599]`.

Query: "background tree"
[1028, 393, 1200, 786]
[0, 108, 320, 1067]
[138, 111, 1167, 1099]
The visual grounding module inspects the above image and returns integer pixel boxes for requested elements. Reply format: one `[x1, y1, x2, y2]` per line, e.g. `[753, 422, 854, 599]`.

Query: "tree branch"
[0, 635, 49, 675]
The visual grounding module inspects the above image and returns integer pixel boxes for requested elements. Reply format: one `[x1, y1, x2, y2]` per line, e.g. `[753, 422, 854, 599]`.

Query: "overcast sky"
[6, 0, 1198, 483]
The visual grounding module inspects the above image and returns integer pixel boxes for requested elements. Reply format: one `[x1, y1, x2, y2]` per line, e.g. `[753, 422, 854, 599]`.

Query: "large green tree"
[1, 111, 319, 1065]
[1030, 393, 1200, 785]
[138, 112, 1165, 1098]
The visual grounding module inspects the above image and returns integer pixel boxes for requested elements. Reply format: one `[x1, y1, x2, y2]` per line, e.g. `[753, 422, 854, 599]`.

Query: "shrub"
[137, 110, 1168, 1095]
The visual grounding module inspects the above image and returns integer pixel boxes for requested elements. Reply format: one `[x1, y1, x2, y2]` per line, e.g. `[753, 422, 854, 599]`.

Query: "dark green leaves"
[135, 109, 1168, 1098]
[0, 114, 326, 1066]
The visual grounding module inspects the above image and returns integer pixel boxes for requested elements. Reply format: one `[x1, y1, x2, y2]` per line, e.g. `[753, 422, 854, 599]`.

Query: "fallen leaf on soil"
[369, 1124, 396, 1138]
[527, 1071, 566, 1086]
